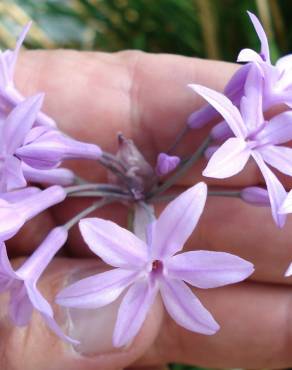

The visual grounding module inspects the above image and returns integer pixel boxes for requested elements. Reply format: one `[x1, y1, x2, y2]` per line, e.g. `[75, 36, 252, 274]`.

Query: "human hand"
[4, 50, 292, 370]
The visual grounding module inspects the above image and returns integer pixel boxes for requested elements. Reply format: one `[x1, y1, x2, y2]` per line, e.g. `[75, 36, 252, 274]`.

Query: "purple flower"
[238, 11, 292, 108]
[240, 186, 271, 207]
[56, 182, 254, 347]
[0, 185, 66, 241]
[0, 93, 101, 191]
[0, 226, 77, 343]
[155, 153, 180, 176]
[189, 63, 292, 227]
[0, 23, 55, 127]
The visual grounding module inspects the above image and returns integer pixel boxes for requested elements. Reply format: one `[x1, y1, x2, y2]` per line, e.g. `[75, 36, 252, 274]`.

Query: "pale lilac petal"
[240, 186, 270, 206]
[252, 151, 287, 227]
[0, 199, 26, 241]
[285, 262, 292, 277]
[247, 11, 271, 63]
[113, 279, 157, 347]
[56, 268, 139, 309]
[203, 138, 250, 179]
[240, 63, 264, 130]
[255, 112, 292, 145]
[151, 182, 207, 260]
[0, 242, 18, 280]
[79, 218, 148, 268]
[17, 130, 102, 169]
[224, 63, 250, 103]
[1, 156, 27, 192]
[258, 145, 292, 177]
[0, 187, 40, 203]
[17, 227, 68, 281]
[155, 153, 180, 176]
[188, 84, 247, 138]
[159, 278, 219, 335]
[279, 189, 292, 214]
[275, 54, 292, 72]
[3, 94, 44, 153]
[237, 48, 263, 63]
[9, 283, 33, 326]
[165, 251, 254, 288]
[133, 203, 155, 242]
[16, 185, 66, 222]
[26, 282, 78, 344]
[22, 163, 75, 186]
[210, 121, 232, 141]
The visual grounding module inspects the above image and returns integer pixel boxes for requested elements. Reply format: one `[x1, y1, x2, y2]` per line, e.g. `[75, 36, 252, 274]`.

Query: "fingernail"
[64, 265, 123, 356]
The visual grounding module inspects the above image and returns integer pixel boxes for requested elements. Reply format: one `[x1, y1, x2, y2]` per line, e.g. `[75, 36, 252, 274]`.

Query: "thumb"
[3, 258, 164, 370]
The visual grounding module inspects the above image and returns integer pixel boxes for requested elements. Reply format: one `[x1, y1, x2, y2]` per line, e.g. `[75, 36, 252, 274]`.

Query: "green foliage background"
[0, 1, 290, 369]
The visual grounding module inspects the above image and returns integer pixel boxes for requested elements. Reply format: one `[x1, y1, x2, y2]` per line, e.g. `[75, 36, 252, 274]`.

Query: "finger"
[140, 282, 292, 369]
[2, 257, 163, 370]
[15, 50, 237, 179]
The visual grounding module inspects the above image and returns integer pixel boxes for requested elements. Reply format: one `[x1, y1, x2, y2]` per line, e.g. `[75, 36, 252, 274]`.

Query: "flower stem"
[208, 190, 241, 198]
[147, 136, 211, 199]
[167, 125, 190, 154]
[65, 183, 126, 194]
[68, 190, 131, 200]
[64, 198, 114, 231]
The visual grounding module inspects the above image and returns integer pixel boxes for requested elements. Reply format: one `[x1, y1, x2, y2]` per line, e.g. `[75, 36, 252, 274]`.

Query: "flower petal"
[22, 162, 75, 186]
[113, 279, 157, 347]
[0, 242, 18, 280]
[56, 268, 139, 309]
[187, 104, 218, 129]
[247, 11, 271, 63]
[9, 283, 33, 326]
[17, 129, 102, 169]
[279, 189, 292, 214]
[155, 153, 180, 176]
[237, 48, 263, 63]
[159, 278, 219, 335]
[1, 156, 27, 192]
[285, 262, 292, 277]
[203, 138, 250, 178]
[79, 218, 148, 268]
[26, 282, 78, 344]
[252, 151, 287, 227]
[165, 250, 254, 288]
[188, 84, 247, 138]
[258, 145, 292, 177]
[151, 182, 207, 260]
[256, 112, 292, 145]
[3, 94, 44, 153]
[240, 186, 270, 206]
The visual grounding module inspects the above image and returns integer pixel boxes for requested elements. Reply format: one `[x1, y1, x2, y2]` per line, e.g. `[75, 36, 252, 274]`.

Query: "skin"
[2, 49, 292, 369]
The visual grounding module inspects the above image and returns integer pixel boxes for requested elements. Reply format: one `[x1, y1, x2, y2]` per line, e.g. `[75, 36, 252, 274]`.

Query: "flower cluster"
[0, 12, 291, 348]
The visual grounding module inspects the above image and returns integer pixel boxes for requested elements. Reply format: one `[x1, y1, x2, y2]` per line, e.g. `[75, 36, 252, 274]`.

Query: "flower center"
[151, 260, 163, 275]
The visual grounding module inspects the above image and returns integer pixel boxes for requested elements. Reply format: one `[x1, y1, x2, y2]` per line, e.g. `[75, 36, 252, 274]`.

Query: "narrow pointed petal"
[285, 262, 292, 277]
[224, 63, 250, 103]
[9, 283, 33, 326]
[113, 280, 157, 347]
[240, 64, 264, 130]
[4, 94, 44, 153]
[188, 84, 247, 138]
[256, 112, 292, 145]
[79, 218, 148, 268]
[16, 185, 66, 222]
[159, 278, 219, 335]
[0, 199, 26, 241]
[26, 282, 78, 344]
[151, 182, 207, 260]
[237, 48, 263, 63]
[258, 145, 292, 177]
[247, 11, 271, 63]
[17, 130, 102, 169]
[0, 187, 40, 203]
[56, 268, 139, 309]
[240, 186, 270, 206]
[203, 138, 250, 179]
[279, 189, 292, 214]
[17, 227, 68, 281]
[22, 163, 75, 186]
[0, 242, 18, 280]
[165, 251, 254, 288]
[252, 151, 287, 227]
[2, 156, 27, 192]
